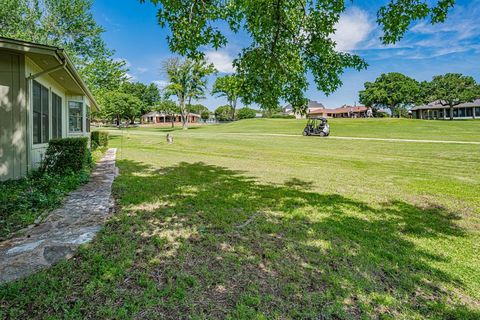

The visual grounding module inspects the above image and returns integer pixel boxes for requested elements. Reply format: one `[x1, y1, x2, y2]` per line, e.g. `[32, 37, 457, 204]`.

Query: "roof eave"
[0, 37, 99, 111]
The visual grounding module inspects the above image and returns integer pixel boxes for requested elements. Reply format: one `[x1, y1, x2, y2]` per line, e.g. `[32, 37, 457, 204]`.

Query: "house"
[283, 100, 325, 119]
[310, 105, 368, 118]
[141, 111, 200, 124]
[0, 37, 97, 181]
[411, 100, 480, 120]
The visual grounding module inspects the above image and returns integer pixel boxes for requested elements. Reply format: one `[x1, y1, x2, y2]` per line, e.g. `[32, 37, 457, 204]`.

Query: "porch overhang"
[0, 37, 99, 111]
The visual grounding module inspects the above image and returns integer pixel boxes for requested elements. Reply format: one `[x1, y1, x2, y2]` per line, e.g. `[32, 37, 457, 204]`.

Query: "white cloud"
[205, 50, 235, 73]
[332, 7, 374, 52]
[153, 80, 170, 89]
[125, 73, 136, 81]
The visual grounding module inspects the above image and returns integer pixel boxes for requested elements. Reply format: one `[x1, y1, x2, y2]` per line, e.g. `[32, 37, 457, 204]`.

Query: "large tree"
[0, 0, 128, 94]
[188, 104, 209, 115]
[424, 74, 480, 120]
[100, 91, 143, 125]
[212, 75, 242, 120]
[120, 82, 161, 115]
[359, 73, 420, 117]
[162, 57, 216, 129]
[142, 0, 455, 113]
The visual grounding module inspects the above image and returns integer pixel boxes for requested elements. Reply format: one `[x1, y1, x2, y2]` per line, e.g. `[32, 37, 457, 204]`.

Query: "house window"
[86, 105, 91, 132]
[32, 80, 49, 144]
[458, 108, 466, 117]
[475, 107, 480, 117]
[52, 93, 62, 139]
[69, 101, 83, 133]
[466, 107, 473, 117]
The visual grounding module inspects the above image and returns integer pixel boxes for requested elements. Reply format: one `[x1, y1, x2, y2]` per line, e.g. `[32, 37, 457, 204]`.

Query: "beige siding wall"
[0, 53, 91, 180]
[25, 58, 90, 169]
[26, 57, 69, 168]
[0, 50, 27, 181]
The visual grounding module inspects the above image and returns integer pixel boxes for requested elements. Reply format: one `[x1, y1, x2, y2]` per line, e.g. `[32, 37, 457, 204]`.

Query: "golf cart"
[303, 117, 330, 136]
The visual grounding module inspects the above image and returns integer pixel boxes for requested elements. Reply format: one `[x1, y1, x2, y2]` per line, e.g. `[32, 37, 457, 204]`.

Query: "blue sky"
[92, 0, 480, 110]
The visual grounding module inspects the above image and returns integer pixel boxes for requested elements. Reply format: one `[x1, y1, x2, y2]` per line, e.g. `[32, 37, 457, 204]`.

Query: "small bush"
[42, 137, 92, 174]
[91, 131, 109, 149]
[376, 111, 389, 118]
[215, 105, 234, 121]
[237, 107, 257, 120]
[270, 113, 296, 119]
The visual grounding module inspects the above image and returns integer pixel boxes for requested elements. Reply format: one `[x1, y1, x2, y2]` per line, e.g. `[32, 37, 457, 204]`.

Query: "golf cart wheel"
[303, 130, 309, 136]
[320, 132, 326, 137]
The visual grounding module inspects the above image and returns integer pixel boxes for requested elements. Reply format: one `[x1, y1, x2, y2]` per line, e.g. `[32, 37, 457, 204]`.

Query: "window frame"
[51, 91, 63, 139]
[86, 105, 91, 133]
[32, 80, 50, 146]
[68, 100, 84, 134]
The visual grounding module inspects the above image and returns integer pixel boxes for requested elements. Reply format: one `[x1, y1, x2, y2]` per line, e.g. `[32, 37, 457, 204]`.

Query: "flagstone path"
[0, 148, 118, 284]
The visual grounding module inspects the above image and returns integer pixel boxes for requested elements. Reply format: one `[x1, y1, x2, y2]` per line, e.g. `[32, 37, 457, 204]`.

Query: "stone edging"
[0, 148, 118, 284]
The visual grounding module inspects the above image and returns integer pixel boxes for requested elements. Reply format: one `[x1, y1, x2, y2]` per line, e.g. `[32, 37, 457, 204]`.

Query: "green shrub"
[237, 107, 257, 120]
[91, 131, 109, 149]
[215, 105, 234, 121]
[376, 111, 389, 118]
[0, 170, 90, 239]
[270, 113, 296, 119]
[42, 137, 92, 174]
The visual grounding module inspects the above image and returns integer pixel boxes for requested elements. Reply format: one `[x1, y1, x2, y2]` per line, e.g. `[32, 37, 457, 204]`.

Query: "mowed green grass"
[140, 118, 480, 141]
[1, 119, 480, 319]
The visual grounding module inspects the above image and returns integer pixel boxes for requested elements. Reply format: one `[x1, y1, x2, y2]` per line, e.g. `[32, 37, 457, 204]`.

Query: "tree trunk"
[232, 99, 237, 121]
[449, 106, 454, 120]
[179, 97, 188, 129]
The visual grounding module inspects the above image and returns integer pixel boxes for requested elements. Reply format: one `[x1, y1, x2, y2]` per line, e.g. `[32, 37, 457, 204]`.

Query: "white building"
[411, 100, 480, 120]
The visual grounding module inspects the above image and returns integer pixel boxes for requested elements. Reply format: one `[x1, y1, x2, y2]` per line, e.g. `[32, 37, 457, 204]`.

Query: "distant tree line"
[359, 73, 480, 119]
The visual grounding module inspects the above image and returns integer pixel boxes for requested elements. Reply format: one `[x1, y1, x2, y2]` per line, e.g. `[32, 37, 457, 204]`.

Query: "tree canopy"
[0, 0, 128, 94]
[162, 57, 216, 129]
[423, 74, 480, 120]
[214, 105, 234, 122]
[99, 91, 143, 125]
[120, 82, 161, 115]
[359, 73, 420, 117]
[188, 104, 209, 115]
[142, 0, 456, 112]
[212, 75, 242, 119]
[200, 110, 210, 122]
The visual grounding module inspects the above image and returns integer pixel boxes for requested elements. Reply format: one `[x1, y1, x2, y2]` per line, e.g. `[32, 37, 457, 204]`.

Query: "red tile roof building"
[309, 105, 368, 118]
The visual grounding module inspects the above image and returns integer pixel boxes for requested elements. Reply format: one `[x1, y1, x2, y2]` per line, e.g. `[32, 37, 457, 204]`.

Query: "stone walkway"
[0, 148, 118, 284]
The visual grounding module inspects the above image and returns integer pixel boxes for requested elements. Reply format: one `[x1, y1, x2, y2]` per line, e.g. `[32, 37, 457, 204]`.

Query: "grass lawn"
[1, 119, 479, 319]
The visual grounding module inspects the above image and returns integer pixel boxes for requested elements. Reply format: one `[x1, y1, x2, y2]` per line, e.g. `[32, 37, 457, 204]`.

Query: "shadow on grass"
[1, 160, 478, 319]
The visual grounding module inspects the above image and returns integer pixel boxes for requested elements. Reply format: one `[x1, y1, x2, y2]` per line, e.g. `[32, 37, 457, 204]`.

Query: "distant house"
[283, 100, 369, 119]
[283, 100, 325, 119]
[141, 111, 200, 124]
[0, 37, 98, 181]
[310, 105, 368, 118]
[411, 100, 480, 120]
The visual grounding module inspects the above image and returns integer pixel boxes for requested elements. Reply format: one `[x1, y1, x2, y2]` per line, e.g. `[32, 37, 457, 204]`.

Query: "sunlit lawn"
[1, 119, 479, 319]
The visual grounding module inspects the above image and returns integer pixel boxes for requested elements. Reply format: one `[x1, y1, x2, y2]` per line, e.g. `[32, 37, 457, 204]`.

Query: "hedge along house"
[0, 37, 98, 181]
